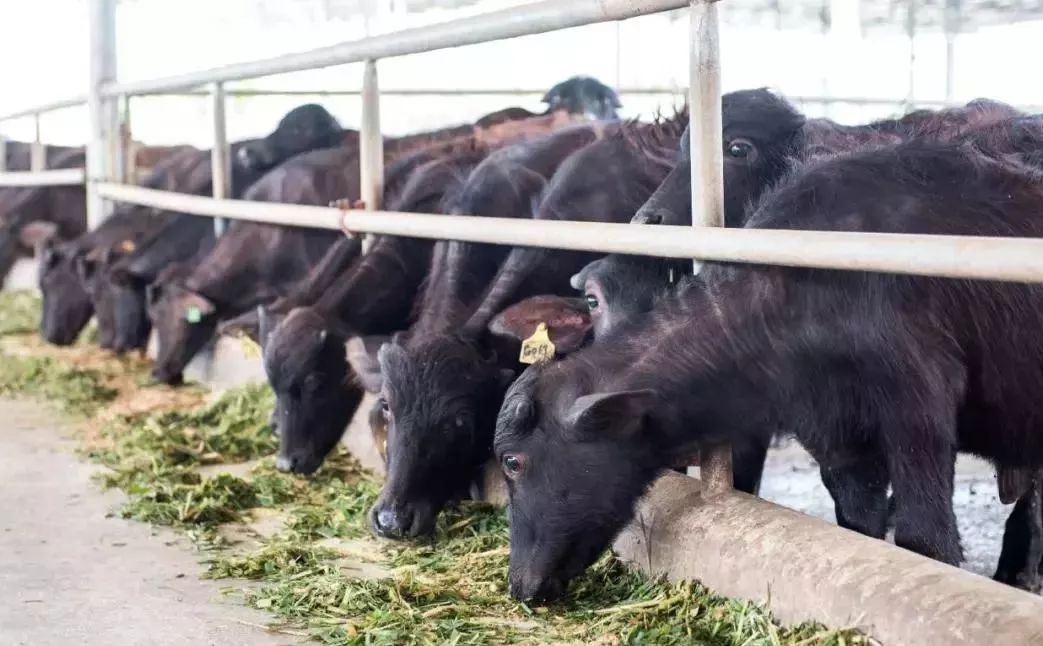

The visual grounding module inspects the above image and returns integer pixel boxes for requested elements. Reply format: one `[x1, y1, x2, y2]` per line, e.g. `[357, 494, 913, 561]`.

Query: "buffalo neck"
[577, 271, 796, 467]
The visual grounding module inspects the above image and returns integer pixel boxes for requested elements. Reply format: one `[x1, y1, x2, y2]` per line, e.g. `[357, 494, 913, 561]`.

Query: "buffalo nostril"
[372, 505, 413, 539]
[510, 572, 565, 603]
[275, 455, 294, 472]
[377, 509, 401, 533]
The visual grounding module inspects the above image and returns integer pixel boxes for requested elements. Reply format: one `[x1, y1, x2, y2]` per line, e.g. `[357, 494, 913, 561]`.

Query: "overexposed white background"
[1, 0, 1040, 146]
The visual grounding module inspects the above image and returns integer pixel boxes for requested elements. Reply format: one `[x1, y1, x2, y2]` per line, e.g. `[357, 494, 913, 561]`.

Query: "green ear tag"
[185, 306, 202, 324]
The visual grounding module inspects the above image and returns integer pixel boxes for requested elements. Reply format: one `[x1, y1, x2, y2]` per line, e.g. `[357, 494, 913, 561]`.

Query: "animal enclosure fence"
[7, 2, 1043, 641]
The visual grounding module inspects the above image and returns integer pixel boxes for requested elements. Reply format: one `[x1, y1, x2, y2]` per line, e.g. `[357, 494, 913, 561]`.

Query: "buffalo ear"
[488, 295, 592, 356]
[346, 335, 388, 393]
[570, 257, 603, 291]
[181, 291, 217, 319]
[566, 389, 659, 441]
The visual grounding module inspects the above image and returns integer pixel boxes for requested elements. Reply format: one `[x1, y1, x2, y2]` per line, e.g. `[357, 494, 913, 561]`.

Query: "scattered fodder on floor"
[0, 350, 117, 416]
[0, 290, 41, 336]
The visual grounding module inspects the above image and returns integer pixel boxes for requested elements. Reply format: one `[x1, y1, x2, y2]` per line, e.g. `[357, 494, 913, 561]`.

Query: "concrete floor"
[0, 399, 293, 646]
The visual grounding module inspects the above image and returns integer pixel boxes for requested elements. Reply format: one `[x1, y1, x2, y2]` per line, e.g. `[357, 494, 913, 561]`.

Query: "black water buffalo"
[495, 139, 1043, 602]
[542, 76, 621, 121]
[348, 119, 693, 540]
[235, 104, 352, 173]
[631, 91, 1020, 227]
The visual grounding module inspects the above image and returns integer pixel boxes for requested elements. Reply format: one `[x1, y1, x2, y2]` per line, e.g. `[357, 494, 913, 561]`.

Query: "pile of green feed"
[0, 292, 868, 645]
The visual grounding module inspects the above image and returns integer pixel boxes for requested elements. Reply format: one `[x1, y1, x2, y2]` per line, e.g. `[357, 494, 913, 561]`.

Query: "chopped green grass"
[0, 290, 41, 336]
[0, 352, 116, 416]
[0, 299, 868, 646]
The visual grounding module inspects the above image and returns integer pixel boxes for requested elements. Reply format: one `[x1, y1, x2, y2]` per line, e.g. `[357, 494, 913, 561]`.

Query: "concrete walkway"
[0, 399, 293, 646]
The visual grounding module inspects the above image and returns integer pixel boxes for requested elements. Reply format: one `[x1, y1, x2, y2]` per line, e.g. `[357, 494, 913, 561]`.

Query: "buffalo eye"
[585, 293, 599, 312]
[379, 397, 390, 415]
[501, 453, 525, 478]
[727, 138, 755, 159]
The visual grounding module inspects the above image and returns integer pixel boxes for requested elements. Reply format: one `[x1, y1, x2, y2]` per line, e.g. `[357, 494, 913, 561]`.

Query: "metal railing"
[0, 169, 86, 188]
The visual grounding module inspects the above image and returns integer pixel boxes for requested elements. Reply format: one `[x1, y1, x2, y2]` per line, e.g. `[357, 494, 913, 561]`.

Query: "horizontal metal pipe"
[96, 183, 342, 229]
[0, 96, 87, 123]
[101, 0, 689, 97]
[613, 472, 1043, 646]
[0, 169, 85, 187]
[97, 183, 1043, 284]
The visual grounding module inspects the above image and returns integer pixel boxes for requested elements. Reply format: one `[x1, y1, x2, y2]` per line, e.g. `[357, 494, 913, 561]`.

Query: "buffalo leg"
[732, 435, 770, 496]
[994, 472, 1043, 593]
[819, 453, 890, 539]
[885, 492, 897, 532]
[886, 431, 962, 565]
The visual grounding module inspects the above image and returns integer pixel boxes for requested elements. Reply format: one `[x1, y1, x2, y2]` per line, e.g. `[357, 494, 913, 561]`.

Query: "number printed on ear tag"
[519, 322, 555, 365]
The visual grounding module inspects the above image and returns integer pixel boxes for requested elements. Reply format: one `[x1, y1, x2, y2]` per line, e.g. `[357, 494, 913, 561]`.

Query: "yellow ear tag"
[240, 335, 262, 359]
[519, 322, 556, 365]
[119, 239, 136, 254]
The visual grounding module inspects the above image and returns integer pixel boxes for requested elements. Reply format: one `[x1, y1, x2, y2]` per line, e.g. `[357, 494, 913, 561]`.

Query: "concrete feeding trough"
[613, 472, 1043, 645]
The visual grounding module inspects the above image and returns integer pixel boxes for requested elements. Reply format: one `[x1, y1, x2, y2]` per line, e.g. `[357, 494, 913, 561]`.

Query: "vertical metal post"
[359, 59, 384, 252]
[690, 0, 732, 496]
[905, 0, 917, 111]
[31, 114, 46, 172]
[120, 94, 137, 183]
[614, 21, 623, 88]
[944, 0, 961, 103]
[210, 81, 231, 237]
[0, 135, 7, 172]
[87, 0, 118, 228]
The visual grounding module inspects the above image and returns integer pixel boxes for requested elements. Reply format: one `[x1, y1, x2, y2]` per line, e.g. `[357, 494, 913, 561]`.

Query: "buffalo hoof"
[150, 369, 184, 386]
